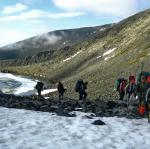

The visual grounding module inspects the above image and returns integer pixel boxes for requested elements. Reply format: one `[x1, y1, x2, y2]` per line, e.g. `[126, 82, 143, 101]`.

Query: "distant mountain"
[1, 9, 150, 99]
[0, 25, 111, 60]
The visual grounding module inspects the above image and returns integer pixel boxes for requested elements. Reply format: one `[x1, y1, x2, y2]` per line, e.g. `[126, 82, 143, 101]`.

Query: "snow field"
[0, 108, 150, 149]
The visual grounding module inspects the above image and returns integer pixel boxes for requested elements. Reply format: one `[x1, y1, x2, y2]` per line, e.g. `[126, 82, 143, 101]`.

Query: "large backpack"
[57, 82, 65, 93]
[75, 80, 83, 92]
[126, 83, 135, 94]
[35, 82, 44, 90]
[137, 71, 150, 84]
[115, 78, 125, 91]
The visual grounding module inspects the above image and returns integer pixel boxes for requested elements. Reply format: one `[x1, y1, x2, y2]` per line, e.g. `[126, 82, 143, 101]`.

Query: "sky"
[0, 0, 150, 47]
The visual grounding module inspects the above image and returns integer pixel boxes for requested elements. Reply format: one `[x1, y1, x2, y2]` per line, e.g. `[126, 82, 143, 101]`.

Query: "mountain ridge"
[0, 24, 112, 60]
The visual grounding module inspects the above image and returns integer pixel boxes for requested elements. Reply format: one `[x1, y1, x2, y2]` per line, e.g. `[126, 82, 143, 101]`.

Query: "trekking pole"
[141, 62, 144, 73]
[138, 62, 144, 107]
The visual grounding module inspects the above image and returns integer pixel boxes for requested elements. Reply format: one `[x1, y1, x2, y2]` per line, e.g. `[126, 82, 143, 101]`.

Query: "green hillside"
[1, 9, 150, 100]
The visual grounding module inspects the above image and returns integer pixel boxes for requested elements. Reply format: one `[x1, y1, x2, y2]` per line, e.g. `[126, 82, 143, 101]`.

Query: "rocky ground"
[0, 93, 145, 120]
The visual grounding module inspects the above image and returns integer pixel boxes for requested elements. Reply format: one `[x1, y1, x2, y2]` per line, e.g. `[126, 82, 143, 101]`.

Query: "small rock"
[40, 105, 49, 112]
[90, 113, 96, 117]
[92, 120, 106, 125]
[57, 111, 76, 117]
[83, 115, 93, 119]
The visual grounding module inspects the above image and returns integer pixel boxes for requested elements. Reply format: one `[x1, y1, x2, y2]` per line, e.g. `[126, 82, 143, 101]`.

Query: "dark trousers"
[37, 89, 42, 96]
[127, 92, 132, 99]
[119, 91, 125, 100]
[59, 92, 64, 99]
[79, 91, 87, 100]
[139, 93, 145, 106]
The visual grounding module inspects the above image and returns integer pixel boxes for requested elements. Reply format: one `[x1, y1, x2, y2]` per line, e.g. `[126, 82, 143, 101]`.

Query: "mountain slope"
[0, 25, 111, 60]
[1, 9, 150, 100]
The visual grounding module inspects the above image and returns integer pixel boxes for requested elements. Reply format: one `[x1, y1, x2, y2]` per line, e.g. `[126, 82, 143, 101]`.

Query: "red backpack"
[147, 76, 150, 84]
[138, 105, 145, 116]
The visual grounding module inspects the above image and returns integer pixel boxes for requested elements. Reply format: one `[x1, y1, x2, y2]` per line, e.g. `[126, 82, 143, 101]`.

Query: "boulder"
[106, 101, 117, 109]
[44, 100, 51, 106]
[50, 105, 59, 112]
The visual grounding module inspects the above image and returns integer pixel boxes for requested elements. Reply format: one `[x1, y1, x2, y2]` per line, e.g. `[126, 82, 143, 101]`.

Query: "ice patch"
[0, 72, 37, 96]
[0, 72, 57, 96]
[103, 48, 117, 56]
[63, 50, 82, 62]
[0, 107, 150, 149]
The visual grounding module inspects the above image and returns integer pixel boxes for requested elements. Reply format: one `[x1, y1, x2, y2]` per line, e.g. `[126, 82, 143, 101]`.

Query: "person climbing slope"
[125, 74, 136, 100]
[57, 81, 66, 99]
[119, 79, 127, 101]
[75, 80, 88, 100]
[35, 81, 44, 97]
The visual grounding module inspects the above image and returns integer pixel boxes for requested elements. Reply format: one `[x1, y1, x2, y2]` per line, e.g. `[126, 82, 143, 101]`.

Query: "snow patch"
[103, 48, 117, 56]
[0, 108, 150, 149]
[97, 48, 117, 60]
[63, 50, 82, 62]
[100, 28, 105, 31]
[104, 54, 115, 61]
[38, 89, 57, 95]
[97, 55, 102, 59]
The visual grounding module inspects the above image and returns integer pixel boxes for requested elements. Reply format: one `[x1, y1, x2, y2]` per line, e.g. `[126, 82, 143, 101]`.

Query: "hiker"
[35, 81, 44, 97]
[119, 79, 127, 100]
[125, 75, 136, 100]
[75, 80, 88, 100]
[136, 75, 149, 107]
[146, 76, 150, 122]
[136, 72, 150, 118]
[129, 74, 136, 83]
[57, 81, 66, 99]
[115, 78, 127, 100]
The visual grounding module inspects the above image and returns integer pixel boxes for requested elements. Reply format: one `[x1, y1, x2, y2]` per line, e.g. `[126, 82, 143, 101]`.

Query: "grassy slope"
[1, 9, 150, 100]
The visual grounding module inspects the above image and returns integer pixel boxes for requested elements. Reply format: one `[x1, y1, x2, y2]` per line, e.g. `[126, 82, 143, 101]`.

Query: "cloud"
[2, 3, 28, 14]
[42, 34, 62, 45]
[25, 33, 62, 49]
[52, 0, 138, 18]
[0, 10, 85, 21]
[0, 30, 29, 47]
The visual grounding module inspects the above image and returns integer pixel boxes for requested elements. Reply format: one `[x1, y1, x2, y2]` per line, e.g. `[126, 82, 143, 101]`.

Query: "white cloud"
[2, 3, 28, 14]
[0, 30, 30, 47]
[0, 10, 85, 21]
[52, 0, 138, 18]
[42, 34, 62, 45]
